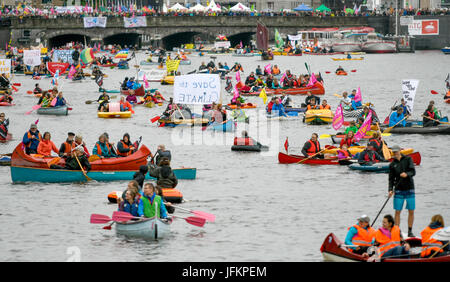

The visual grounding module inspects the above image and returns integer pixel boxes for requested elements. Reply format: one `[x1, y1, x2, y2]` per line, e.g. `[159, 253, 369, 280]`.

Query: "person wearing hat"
[22, 124, 42, 155]
[344, 215, 376, 256]
[389, 145, 416, 237]
[58, 132, 76, 158]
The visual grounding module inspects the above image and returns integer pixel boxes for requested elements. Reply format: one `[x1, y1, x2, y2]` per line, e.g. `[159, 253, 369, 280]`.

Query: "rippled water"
[0, 50, 449, 261]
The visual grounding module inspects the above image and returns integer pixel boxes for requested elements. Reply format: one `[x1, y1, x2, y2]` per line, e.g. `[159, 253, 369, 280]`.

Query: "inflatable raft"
[98, 111, 132, 118]
[348, 162, 390, 173]
[304, 109, 333, 125]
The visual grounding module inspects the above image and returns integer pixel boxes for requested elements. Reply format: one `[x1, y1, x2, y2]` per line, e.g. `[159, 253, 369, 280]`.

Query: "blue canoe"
[349, 163, 390, 173]
[207, 120, 236, 132]
[11, 166, 197, 183]
[406, 116, 448, 127]
[0, 156, 11, 166]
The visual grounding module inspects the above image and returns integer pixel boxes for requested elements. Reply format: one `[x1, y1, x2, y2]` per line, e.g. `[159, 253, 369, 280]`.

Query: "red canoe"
[240, 82, 325, 96]
[11, 143, 151, 171]
[278, 151, 421, 166]
[120, 85, 145, 96]
[320, 233, 450, 262]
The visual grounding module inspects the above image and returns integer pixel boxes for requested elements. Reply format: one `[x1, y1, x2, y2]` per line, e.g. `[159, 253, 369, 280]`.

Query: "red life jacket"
[340, 137, 354, 148]
[234, 137, 254, 146]
[307, 140, 320, 155]
[363, 150, 377, 162]
[426, 111, 435, 119]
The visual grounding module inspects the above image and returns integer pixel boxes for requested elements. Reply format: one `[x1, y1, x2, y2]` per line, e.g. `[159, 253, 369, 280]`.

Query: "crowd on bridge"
[1, 4, 449, 21]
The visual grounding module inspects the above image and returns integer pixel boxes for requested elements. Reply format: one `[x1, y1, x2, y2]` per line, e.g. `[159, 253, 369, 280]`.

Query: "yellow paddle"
[383, 116, 408, 133]
[333, 93, 342, 98]
[297, 148, 328, 164]
[376, 123, 392, 160]
[75, 154, 91, 181]
[421, 115, 450, 125]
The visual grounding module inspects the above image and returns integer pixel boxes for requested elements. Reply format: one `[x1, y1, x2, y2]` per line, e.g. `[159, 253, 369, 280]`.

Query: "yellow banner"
[166, 58, 180, 73]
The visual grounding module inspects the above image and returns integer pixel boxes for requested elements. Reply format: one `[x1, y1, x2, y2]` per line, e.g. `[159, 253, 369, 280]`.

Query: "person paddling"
[301, 133, 323, 159]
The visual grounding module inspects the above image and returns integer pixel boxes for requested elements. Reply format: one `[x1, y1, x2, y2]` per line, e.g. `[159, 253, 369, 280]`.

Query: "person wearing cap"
[344, 215, 376, 256]
[58, 132, 76, 158]
[22, 124, 42, 155]
[389, 145, 416, 237]
[358, 144, 385, 166]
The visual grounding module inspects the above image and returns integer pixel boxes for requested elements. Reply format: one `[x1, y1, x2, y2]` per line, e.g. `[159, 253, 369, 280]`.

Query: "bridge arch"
[48, 33, 91, 49]
[227, 32, 255, 48]
[103, 33, 141, 48]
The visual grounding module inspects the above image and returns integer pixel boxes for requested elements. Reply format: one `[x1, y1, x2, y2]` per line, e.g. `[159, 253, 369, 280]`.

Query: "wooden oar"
[382, 116, 407, 133]
[333, 93, 342, 98]
[297, 148, 327, 164]
[173, 206, 216, 222]
[376, 122, 392, 160]
[422, 115, 450, 125]
[429, 241, 450, 258]
[90, 214, 112, 224]
[74, 154, 91, 181]
[319, 134, 331, 139]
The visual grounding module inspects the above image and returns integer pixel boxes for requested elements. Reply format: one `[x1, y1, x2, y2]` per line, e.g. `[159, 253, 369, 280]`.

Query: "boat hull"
[380, 125, 450, 134]
[362, 41, 397, 53]
[37, 105, 68, 116]
[120, 85, 145, 96]
[241, 82, 325, 96]
[349, 163, 390, 173]
[331, 43, 362, 52]
[208, 120, 236, 132]
[98, 111, 132, 118]
[10, 166, 197, 183]
[115, 217, 171, 240]
[304, 109, 333, 125]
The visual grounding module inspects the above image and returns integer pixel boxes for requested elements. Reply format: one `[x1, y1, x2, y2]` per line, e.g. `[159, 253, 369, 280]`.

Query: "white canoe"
[115, 216, 171, 240]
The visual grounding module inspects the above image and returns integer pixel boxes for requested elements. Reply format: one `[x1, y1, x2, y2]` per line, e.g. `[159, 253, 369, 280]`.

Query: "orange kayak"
[227, 103, 257, 109]
[336, 71, 347, 76]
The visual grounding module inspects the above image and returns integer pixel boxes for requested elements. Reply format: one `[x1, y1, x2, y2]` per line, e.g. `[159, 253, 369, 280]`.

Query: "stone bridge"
[9, 15, 390, 49]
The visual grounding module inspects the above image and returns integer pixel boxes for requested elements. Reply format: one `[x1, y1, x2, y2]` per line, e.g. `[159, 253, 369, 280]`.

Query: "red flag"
[284, 137, 289, 153]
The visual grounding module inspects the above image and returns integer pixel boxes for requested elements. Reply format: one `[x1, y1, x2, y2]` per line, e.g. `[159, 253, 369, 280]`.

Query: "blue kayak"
[349, 163, 390, 173]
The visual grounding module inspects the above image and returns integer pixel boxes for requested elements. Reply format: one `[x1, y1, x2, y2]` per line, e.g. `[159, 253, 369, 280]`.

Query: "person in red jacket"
[340, 131, 358, 149]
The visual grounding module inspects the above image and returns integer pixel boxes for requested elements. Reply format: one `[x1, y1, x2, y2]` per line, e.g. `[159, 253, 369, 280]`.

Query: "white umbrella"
[431, 226, 450, 241]
[230, 2, 251, 12]
[189, 3, 206, 12]
[168, 3, 188, 11]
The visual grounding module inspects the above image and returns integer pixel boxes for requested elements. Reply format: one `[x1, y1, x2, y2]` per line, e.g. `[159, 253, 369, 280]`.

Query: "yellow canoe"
[98, 111, 132, 118]
[161, 76, 174, 85]
[332, 57, 364, 61]
[304, 109, 334, 125]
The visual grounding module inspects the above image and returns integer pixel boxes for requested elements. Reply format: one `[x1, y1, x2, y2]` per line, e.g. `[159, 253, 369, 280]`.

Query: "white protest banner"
[53, 50, 74, 64]
[124, 16, 147, 28]
[214, 41, 231, 49]
[402, 79, 419, 114]
[138, 69, 166, 82]
[23, 50, 41, 67]
[287, 34, 302, 41]
[83, 17, 107, 28]
[0, 59, 11, 78]
[408, 19, 439, 35]
[174, 74, 221, 104]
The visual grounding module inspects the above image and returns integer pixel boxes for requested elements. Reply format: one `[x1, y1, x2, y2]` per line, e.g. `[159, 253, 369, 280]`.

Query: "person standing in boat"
[148, 157, 178, 189]
[389, 145, 416, 237]
[372, 214, 410, 259]
[420, 215, 449, 258]
[138, 183, 168, 219]
[344, 215, 376, 256]
[301, 133, 323, 159]
[22, 124, 42, 155]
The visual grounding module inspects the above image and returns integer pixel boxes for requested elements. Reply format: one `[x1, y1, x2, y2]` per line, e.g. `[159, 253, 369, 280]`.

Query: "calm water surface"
[0, 51, 449, 261]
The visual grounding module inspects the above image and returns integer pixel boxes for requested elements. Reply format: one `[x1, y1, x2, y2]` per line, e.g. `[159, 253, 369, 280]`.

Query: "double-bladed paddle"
[90, 214, 112, 224]
[112, 211, 206, 227]
[173, 206, 216, 222]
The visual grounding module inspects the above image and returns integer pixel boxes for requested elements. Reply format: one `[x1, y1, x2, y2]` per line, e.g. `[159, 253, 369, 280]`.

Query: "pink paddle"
[90, 214, 112, 224]
[174, 206, 216, 222]
[25, 105, 41, 115]
[50, 98, 57, 107]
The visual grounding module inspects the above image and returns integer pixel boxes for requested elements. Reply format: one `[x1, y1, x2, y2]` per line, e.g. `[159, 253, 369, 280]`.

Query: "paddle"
[351, 69, 357, 72]
[74, 154, 91, 181]
[333, 93, 342, 98]
[429, 241, 450, 258]
[297, 148, 327, 164]
[319, 134, 331, 139]
[90, 213, 112, 224]
[172, 215, 206, 227]
[150, 116, 161, 123]
[25, 104, 41, 115]
[430, 90, 440, 95]
[173, 206, 216, 222]
[376, 122, 392, 160]
[383, 100, 399, 125]
[370, 194, 392, 227]
[422, 115, 450, 125]
[112, 211, 206, 227]
[382, 116, 407, 133]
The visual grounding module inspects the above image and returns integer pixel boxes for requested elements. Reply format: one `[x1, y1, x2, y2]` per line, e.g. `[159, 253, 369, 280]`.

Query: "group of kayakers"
[34, 86, 68, 108]
[389, 99, 443, 128]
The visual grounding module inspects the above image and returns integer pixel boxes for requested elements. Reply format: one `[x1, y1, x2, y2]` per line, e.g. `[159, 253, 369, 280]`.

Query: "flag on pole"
[354, 112, 372, 142]
[274, 29, 284, 49]
[332, 104, 344, 130]
[259, 87, 267, 104]
[284, 137, 289, 153]
[264, 64, 271, 75]
[143, 74, 149, 88]
[307, 73, 318, 87]
[354, 87, 362, 103]
[235, 71, 241, 82]
[232, 85, 240, 103]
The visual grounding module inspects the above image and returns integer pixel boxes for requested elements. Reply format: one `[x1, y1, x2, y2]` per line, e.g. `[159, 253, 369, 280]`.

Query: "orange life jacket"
[320, 104, 331, 110]
[307, 140, 320, 155]
[272, 67, 280, 75]
[307, 104, 319, 110]
[96, 142, 111, 156]
[26, 131, 42, 148]
[420, 226, 443, 257]
[375, 225, 401, 257]
[117, 140, 132, 157]
[348, 224, 376, 249]
[63, 141, 75, 155]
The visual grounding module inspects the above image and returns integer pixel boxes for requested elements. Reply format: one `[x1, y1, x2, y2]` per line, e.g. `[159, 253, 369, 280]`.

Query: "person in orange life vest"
[368, 132, 383, 155]
[319, 99, 331, 110]
[58, 132, 76, 158]
[119, 97, 134, 113]
[74, 135, 90, 157]
[37, 132, 59, 157]
[344, 215, 376, 256]
[22, 123, 42, 155]
[103, 132, 118, 156]
[358, 144, 385, 165]
[307, 98, 320, 111]
[271, 65, 280, 75]
[301, 133, 323, 158]
[117, 133, 135, 157]
[92, 134, 117, 159]
[337, 144, 353, 162]
[420, 214, 449, 258]
[340, 130, 359, 149]
[373, 214, 410, 258]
